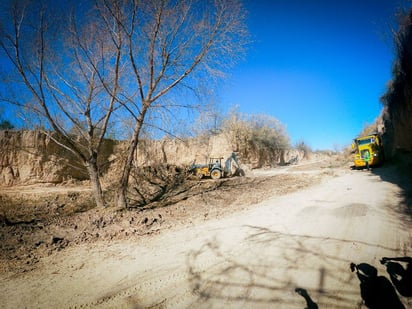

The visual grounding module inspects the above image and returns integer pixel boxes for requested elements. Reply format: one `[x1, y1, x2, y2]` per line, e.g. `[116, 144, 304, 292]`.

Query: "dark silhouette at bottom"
[381, 256, 412, 297]
[350, 262, 405, 309]
[295, 288, 319, 309]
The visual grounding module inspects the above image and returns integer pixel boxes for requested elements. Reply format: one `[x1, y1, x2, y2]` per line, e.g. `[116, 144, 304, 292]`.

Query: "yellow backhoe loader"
[189, 152, 244, 180]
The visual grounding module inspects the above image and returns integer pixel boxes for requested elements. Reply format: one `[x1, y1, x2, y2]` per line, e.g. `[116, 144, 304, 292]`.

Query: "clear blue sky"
[0, 0, 406, 151]
[221, 0, 407, 150]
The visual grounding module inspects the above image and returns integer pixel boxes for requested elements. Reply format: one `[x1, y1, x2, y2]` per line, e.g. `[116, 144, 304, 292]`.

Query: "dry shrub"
[221, 110, 290, 167]
[295, 140, 312, 159]
[126, 164, 188, 208]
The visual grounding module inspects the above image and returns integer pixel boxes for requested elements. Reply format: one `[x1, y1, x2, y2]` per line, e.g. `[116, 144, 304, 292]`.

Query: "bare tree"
[107, 0, 249, 208]
[0, 0, 123, 207]
[0, 0, 248, 209]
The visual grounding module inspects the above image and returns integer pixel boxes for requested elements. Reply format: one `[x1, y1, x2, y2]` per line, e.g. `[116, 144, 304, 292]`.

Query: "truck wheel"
[211, 169, 221, 179]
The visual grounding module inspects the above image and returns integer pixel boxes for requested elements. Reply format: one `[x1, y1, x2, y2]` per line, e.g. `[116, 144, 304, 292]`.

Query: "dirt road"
[1, 165, 412, 308]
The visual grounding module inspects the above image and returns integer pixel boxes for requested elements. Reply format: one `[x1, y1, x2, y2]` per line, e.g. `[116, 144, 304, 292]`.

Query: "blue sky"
[0, 0, 407, 151]
[221, 0, 406, 150]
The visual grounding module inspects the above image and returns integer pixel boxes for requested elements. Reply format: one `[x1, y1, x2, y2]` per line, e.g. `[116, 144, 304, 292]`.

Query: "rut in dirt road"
[1, 167, 411, 308]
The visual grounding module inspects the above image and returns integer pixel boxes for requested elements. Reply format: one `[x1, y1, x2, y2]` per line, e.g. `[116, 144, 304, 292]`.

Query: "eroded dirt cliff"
[0, 130, 301, 186]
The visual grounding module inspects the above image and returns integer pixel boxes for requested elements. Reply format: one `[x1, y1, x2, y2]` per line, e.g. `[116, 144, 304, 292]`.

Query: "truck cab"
[352, 134, 384, 168]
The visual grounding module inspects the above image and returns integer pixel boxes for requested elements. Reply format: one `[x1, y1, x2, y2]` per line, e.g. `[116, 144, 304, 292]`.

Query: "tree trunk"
[117, 115, 146, 209]
[116, 180, 128, 209]
[86, 156, 105, 208]
[116, 139, 137, 209]
[279, 149, 286, 165]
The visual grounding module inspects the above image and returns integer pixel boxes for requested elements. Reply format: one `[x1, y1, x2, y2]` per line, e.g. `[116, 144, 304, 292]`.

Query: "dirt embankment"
[0, 130, 116, 186]
[0, 131, 78, 185]
[0, 130, 302, 187]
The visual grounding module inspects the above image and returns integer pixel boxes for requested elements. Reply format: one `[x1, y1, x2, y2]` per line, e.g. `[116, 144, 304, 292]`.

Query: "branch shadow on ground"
[184, 225, 404, 308]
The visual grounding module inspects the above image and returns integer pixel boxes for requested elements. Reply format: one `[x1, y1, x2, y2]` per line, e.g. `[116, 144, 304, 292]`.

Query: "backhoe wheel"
[211, 169, 222, 180]
[196, 172, 204, 180]
[237, 168, 245, 177]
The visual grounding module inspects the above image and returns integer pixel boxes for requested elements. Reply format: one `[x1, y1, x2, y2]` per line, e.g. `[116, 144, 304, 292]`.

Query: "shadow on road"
[371, 159, 412, 220]
[184, 225, 406, 308]
[380, 256, 412, 297]
[295, 287, 319, 309]
[350, 262, 405, 308]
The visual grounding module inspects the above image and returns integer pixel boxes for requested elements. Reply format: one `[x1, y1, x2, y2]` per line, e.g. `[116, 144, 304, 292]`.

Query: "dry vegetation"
[380, 7, 412, 155]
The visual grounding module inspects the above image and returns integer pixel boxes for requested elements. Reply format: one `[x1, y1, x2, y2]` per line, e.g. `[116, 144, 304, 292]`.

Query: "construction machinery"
[189, 152, 244, 180]
[352, 133, 384, 169]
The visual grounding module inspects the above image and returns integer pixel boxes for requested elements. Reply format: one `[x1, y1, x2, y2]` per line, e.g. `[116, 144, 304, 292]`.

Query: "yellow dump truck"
[352, 134, 384, 169]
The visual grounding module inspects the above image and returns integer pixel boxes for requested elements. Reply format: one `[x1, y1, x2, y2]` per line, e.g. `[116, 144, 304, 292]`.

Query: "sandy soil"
[1, 158, 412, 308]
